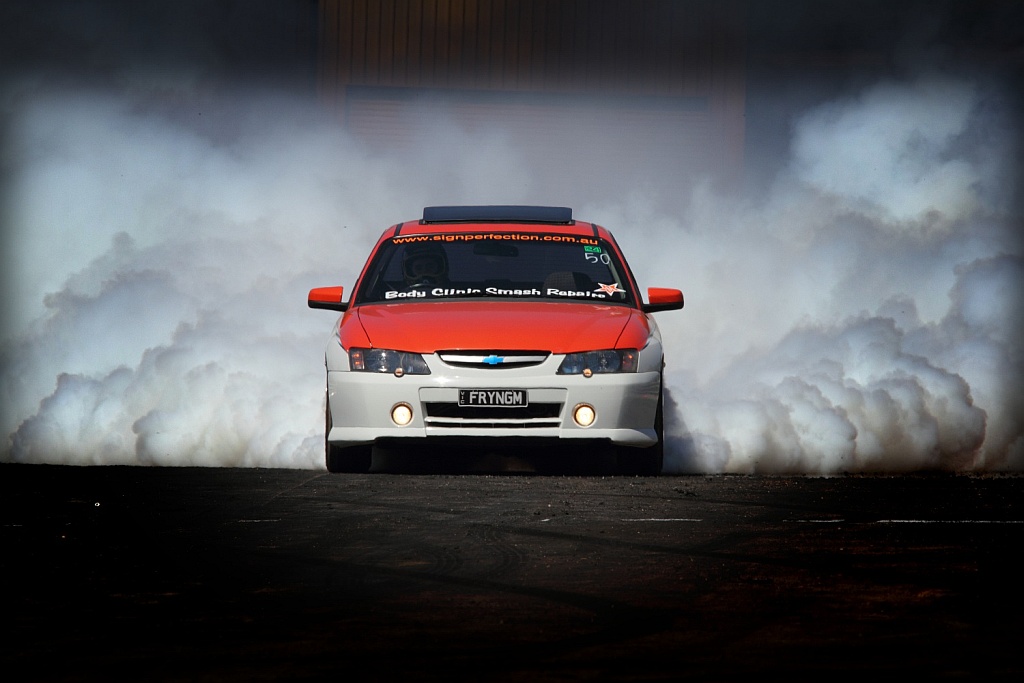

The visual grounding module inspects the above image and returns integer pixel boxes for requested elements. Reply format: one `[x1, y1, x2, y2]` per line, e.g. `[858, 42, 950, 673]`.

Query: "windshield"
[355, 232, 635, 306]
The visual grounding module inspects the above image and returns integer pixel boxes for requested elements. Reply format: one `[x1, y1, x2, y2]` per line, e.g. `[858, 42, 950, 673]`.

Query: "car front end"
[324, 306, 665, 450]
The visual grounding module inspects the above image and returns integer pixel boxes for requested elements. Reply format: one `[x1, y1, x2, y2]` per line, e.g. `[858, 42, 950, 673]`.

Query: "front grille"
[429, 420, 555, 429]
[437, 350, 550, 369]
[424, 402, 563, 429]
[425, 402, 561, 420]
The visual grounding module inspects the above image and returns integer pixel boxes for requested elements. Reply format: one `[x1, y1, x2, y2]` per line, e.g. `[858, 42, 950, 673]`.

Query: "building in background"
[315, 0, 746, 194]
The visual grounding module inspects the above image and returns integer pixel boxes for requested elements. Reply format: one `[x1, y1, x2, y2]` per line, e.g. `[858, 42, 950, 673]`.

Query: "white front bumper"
[326, 367, 661, 449]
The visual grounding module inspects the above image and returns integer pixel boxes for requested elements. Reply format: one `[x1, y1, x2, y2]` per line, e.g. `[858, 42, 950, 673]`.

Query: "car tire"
[615, 384, 664, 476]
[325, 398, 372, 473]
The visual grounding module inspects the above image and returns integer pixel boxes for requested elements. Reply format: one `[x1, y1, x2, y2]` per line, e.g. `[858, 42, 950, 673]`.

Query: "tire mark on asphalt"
[467, 523, 529, 578]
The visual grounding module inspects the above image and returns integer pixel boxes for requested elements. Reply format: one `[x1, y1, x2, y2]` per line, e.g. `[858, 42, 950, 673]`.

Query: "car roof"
[377, 205, 616, 241]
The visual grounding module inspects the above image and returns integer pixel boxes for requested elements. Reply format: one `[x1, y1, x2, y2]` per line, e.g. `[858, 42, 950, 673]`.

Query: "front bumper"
[326, 365, 661, 450]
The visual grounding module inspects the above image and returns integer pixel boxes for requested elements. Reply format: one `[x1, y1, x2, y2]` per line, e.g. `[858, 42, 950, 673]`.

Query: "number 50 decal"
[585, 251, 611, 264]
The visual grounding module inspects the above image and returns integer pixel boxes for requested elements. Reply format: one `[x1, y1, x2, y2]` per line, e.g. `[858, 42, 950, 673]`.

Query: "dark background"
[3, 0, 1021, 192]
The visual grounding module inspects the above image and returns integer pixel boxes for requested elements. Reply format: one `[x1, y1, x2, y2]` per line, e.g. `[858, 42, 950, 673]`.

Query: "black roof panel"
[422, 205, 573, 224]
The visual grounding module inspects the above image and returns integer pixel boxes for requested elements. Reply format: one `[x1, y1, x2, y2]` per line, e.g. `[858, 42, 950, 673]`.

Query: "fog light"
[391, 403, 414, 426]
[573, 403, 596, 427]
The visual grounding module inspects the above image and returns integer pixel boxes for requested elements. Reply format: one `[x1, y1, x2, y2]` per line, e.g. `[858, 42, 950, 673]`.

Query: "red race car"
[309, 206, 684, 474]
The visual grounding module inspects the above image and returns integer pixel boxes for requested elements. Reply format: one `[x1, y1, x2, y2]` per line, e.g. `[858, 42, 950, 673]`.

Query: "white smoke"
[1, 72, 1021, 472]
[619, 75, 1022, 473]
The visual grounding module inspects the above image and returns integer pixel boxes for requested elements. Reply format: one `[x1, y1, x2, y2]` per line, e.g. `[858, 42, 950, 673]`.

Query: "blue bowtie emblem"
[482, 355, 505, 365]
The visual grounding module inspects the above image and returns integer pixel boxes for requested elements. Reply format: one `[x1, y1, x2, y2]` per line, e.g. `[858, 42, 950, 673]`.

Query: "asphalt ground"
[2, 460, 1022, 682]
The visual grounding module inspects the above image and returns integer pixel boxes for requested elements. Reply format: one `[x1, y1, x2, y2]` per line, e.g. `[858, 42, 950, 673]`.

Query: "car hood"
[350, 301, 649, 354]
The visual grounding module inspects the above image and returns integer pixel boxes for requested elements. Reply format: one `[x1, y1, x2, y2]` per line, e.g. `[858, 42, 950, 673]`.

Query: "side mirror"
[642, 287, 684, 313]
[308, 286, 348, 311]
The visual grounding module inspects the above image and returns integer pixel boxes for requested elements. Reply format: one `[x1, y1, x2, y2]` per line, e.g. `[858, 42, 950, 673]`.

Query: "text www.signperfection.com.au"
[393, 234, 599, 245]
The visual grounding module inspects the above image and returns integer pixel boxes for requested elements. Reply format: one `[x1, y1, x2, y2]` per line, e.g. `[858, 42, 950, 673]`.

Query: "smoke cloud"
[1, 6, 1021, 473]
[646, 75, 1023, 473]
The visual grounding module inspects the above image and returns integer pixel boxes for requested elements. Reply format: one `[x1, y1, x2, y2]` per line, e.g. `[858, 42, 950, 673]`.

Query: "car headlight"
[349, 348, 430, 375]
[556, 349, 638, 375]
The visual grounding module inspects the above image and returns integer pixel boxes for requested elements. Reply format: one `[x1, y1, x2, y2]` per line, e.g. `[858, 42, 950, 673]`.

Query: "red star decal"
[596, 282, 625, 296]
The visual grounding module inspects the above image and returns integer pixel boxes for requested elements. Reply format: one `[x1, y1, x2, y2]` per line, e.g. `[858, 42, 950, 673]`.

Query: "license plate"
[458, 389, 528, 408]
